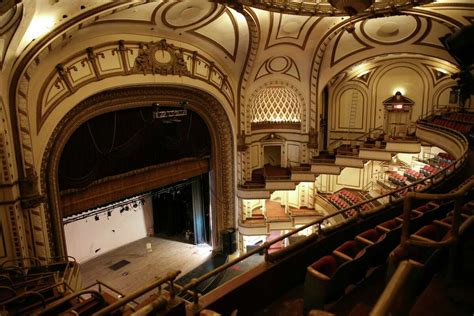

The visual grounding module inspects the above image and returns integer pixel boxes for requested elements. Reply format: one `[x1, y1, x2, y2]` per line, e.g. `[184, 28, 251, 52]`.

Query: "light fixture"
[329, 0, 374, 16]
[152, 101, 188, 121]
[107, 211, 112, 217]
[94, 215, 99, 221]
[392, 88, 406, 95]
[24, 15, 56, 42]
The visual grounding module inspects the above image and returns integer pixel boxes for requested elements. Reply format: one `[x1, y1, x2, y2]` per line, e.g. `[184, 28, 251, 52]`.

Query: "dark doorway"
[152, 175, 210, 245]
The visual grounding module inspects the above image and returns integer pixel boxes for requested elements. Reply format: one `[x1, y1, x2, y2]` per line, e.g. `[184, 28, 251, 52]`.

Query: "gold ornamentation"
[133, 39, 189, 76]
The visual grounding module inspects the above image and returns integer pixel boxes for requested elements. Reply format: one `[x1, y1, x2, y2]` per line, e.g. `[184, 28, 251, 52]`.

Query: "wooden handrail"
[371, 178, 473, 316]
[400, 178, 474, 250]
[92, 270, 181, 316]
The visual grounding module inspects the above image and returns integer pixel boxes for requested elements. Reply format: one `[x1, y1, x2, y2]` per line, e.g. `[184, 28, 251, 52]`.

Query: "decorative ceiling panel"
[214, 0, 434, 16]
[190, 9, 239, 61]
[251, 86, 301, 123]
[162, 1, 218, 29]
[359, 15, 421, 45]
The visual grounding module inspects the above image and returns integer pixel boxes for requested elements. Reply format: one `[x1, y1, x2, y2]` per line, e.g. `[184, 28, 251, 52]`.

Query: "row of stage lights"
[63, 197, 146, 224]
[64, 178, 197, 224]
[93, 198, 146, 221]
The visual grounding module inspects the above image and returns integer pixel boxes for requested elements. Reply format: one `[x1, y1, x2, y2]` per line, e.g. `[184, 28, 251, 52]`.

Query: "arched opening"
[41, 85, 235, 259]
[58, 105, 212, 263]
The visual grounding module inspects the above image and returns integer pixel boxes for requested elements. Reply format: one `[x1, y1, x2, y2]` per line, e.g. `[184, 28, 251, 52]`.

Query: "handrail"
[92, 270, 181, 316]
[82, 280, 138, 306]
[400, 178, 474, 251]
[0, 255, 76, 271]
[0, 289, 46, 307]
[329, 126, 384, 148]
[371, 178, 474, 316]
[36, 289, 104, 315]
[180, 120, 469, 309]
[0, 257, 42, 268]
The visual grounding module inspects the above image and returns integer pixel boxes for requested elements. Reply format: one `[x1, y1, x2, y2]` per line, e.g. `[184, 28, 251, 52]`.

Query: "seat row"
[432, 118, 473, 135]
[388, 173, 407, 186]
[404, 169, 424, 181]
[420, 164, 439, 176]
[387, 199, 473, 285]
[446, 112, 474, 123]
[327, 190, 371, 218]
[303, 199, 451, 311]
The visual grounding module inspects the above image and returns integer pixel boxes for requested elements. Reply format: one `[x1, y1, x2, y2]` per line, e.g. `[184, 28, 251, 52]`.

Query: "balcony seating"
[432, 118, 473, 135]
[388, 173, 407, 186]
[420, 164, 439, 177]
[446, 112, 474, 123]
[332, 240, 368, 284]
[304, 254, 353, 310]
[396, 209, 423, 229]
[435, 213, 469, 226]
[355, 229, 390, 267]
[411, 223, 451, 243]
[403, 169, 424, 181]
[326, 190, 372, 218]
[376, 219, 403, 250]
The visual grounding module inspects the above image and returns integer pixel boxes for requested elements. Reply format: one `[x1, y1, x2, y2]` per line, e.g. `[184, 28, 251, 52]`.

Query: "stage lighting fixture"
[107, 211, 112, 217]
[94, 215, 99, 221]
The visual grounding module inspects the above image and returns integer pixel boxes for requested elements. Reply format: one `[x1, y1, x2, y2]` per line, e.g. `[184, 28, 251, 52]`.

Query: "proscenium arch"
[41, 85, 235, 256]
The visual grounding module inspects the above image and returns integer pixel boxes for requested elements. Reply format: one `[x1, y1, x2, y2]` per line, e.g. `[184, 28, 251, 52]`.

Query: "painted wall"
[328, 58, 457, 138]
[64, 198, 153, 263]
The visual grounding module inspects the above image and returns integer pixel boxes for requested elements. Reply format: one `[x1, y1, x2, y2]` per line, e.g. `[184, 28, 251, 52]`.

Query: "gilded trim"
[40, 85, 235, 256]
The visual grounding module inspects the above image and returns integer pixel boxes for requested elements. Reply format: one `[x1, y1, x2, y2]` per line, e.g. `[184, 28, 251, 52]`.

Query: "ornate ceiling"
[1, 0, 472, 139]
[213, 0, 435, 16]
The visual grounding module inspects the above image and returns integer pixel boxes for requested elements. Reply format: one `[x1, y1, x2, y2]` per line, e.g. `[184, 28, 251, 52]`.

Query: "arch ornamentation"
[40, 85, 235, 256]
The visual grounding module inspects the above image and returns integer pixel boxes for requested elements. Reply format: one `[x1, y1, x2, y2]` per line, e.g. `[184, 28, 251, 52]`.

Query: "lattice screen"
[251, 86, 301, 123]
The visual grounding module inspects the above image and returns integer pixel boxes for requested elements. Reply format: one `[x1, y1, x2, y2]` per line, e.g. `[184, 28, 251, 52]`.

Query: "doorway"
[264, 145, 282, 166]
[152, 174, 210, 245]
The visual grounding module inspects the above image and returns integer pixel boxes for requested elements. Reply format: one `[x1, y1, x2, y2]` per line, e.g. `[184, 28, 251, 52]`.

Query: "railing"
[92, 270, 181, 315]
[37, 289, 105, 315]
[371, 178, 474, 316]
[177, 120, 469, 310]
[329, 126, 384, 149]
[400, 178, 473, 250]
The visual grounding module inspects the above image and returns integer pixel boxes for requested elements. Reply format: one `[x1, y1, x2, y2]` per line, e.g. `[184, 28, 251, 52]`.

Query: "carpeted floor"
[173, 252, 264, 300]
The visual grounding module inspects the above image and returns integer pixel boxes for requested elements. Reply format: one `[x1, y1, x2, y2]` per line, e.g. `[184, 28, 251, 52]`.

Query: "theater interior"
[0, 0, 473, 315]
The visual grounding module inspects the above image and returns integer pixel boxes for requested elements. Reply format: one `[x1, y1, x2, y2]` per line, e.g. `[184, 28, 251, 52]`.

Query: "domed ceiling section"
[215, 0, 435, 16]
[251, 86, 301, 130]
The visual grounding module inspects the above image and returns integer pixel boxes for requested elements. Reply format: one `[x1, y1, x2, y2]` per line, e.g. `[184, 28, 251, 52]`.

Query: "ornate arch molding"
[40, 85, 235, 255]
